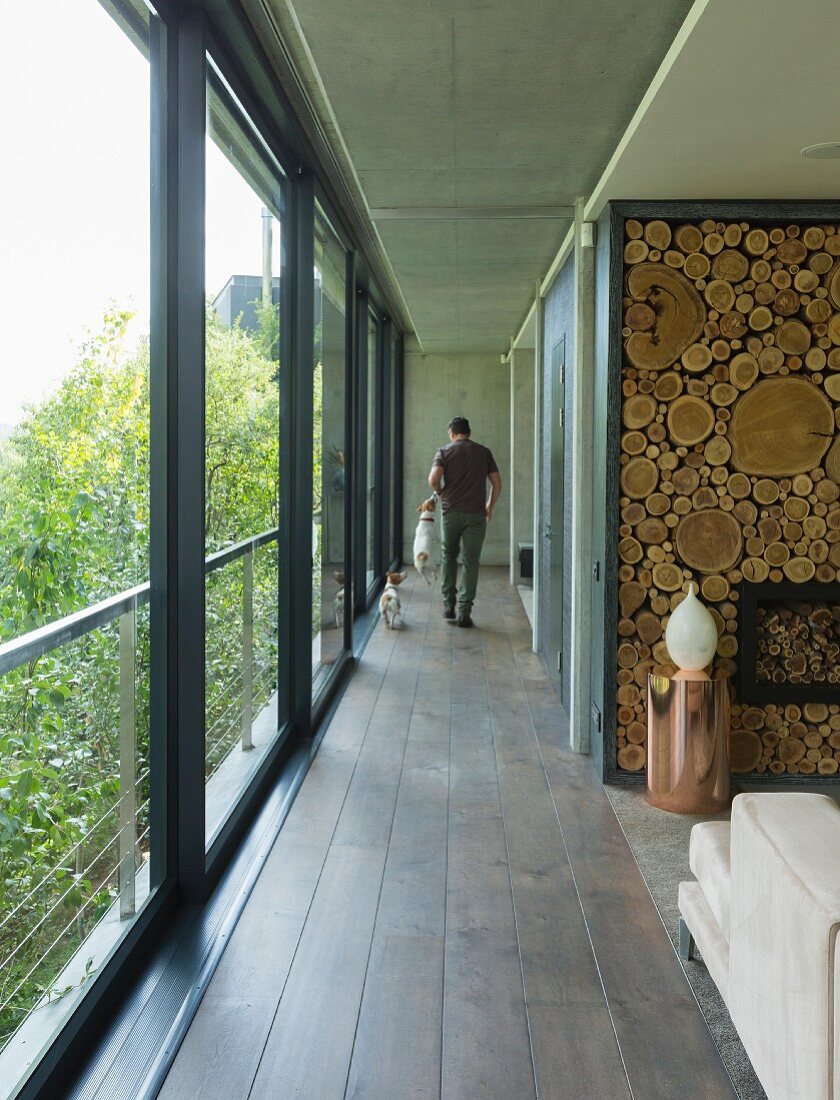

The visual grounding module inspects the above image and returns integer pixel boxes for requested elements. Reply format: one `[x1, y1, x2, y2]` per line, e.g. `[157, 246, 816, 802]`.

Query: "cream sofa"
[679, 792, 840, 1100]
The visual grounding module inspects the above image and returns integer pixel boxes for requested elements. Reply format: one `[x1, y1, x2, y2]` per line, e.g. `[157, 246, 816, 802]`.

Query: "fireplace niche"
[738, 582, 840, 704]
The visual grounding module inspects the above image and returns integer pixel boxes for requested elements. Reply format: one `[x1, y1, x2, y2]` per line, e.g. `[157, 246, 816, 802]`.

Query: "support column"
[569, 199, 596, 753]
[531, 280, 544, 653]
[508, 338, 516, 585]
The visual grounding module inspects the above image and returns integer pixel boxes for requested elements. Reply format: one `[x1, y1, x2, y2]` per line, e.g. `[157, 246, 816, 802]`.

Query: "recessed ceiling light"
[801, 142, 840, 159]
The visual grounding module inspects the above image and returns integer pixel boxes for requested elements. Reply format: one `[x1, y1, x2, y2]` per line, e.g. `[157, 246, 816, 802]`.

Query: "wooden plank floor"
[159, 568, 737, 1100]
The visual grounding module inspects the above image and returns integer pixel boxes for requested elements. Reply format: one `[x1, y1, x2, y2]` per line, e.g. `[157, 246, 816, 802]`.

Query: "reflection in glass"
[204, 65, 284, 848]
[0, 0, 156, 1076]
[366, 313, 379, 590]
[312, 208, 348, 688]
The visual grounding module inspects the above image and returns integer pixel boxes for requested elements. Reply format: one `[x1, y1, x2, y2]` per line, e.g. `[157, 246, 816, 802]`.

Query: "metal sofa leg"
[678, 916, 695, 961]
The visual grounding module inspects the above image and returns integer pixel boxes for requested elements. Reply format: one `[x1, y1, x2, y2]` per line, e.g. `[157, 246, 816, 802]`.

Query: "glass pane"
[366, 314, 379, 590]
[0, 0, 157, 1080]
[312, 207, 348, 690]
[205, 65, 285, 849]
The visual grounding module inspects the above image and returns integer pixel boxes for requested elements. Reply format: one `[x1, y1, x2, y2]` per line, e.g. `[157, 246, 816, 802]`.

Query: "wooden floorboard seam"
[478, 621, 540, 1100]
[341, 575, 436, 1099]
[243, 576, 429, 1100]
[487, 574, 635, 1099]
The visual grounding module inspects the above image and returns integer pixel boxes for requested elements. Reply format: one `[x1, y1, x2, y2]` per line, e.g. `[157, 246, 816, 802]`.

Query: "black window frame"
[8, 1, 406, 1094]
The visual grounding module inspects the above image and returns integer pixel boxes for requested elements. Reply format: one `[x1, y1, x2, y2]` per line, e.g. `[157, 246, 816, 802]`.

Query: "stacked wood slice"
[755, 602, 840, 685]
[617, 216, 840, 774]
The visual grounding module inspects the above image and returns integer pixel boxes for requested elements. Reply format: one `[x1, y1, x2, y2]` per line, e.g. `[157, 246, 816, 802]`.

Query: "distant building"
[212, 275, 280, 334]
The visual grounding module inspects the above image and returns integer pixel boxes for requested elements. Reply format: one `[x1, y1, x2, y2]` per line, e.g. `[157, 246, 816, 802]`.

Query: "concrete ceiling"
[252, 0, 695, 353]
[586, 0, 840, 219]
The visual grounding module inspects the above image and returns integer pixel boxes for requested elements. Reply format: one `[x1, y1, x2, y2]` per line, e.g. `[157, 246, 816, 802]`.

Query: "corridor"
[160, 570, 735, 1099]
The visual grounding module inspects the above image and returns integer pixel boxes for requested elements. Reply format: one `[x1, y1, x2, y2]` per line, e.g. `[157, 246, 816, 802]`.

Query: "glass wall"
[366, 313, 381, 591]
[0, 0, 158, 1074]
[0, 5, 402, 1091]
[204, 64, 286, 849]
[312, 205, 348, 689]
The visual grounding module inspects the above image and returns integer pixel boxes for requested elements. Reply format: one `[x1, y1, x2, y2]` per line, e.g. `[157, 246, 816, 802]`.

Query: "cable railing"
[0, 526, 279, 1047]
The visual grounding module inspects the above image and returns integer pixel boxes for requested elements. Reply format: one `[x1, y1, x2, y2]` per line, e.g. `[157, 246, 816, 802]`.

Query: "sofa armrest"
[728, 793, 840, 1100]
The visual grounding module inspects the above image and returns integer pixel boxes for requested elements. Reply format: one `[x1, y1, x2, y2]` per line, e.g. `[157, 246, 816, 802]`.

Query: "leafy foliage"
[0, 300, 281, 1048]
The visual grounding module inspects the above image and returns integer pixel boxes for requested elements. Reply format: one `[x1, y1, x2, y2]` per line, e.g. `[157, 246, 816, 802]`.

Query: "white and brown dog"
[333, 572, 353, 629]
[413, 496, 438, 585]
[379, 571, 407, 629]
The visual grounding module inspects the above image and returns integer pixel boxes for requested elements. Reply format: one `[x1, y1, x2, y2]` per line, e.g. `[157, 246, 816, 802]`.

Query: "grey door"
[547, 339, 566, 705]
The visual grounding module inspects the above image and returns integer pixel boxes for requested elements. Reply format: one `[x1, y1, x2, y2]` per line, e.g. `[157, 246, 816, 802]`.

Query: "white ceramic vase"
[665, 584, 718, 672]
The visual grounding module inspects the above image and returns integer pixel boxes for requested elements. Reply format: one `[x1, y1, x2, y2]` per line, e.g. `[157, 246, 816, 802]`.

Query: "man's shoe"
[457, 614, 474, 628]
[444, 606, 456, 620]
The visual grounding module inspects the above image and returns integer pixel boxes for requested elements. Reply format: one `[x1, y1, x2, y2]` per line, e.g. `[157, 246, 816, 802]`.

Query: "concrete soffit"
[241, 0, 419, 338]
[525, 0, 709, 322]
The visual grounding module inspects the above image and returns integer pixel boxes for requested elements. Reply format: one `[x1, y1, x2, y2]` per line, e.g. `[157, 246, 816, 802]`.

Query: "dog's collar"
[419, 515, 435, 522]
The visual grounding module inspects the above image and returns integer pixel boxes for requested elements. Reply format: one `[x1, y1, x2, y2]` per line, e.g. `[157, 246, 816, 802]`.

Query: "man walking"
[428, 417, 502, 627]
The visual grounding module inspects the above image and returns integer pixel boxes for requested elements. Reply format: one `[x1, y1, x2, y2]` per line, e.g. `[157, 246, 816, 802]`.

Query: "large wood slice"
[620, 456, 658, 499]
[829, 262, 840, 309]
[728, 377, 834, 475]
[825, 437, 840, 484]
[667, 395, 715, 445]
[675, 509, 743, 573]
[625, 264, 706, 371]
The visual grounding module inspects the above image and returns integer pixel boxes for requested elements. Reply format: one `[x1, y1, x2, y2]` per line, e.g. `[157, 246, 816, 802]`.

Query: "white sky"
[0, 0, 279, 426]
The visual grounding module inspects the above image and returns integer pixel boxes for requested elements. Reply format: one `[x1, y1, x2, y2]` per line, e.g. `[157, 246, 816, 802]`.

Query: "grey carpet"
[606, 784, 766, 1100]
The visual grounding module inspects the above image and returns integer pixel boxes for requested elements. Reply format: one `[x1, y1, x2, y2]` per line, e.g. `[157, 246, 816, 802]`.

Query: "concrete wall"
[402, 351, 511, 566]
[510, 348, 535, 576]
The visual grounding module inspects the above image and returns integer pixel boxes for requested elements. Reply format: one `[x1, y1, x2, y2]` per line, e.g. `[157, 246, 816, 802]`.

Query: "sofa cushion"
[728, 793, 840, 1100]
[689, 819, 731, 941]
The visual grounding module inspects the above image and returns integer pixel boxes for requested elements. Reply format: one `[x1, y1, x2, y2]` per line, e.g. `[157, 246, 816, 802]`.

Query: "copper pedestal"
[646, 674, 731, 814]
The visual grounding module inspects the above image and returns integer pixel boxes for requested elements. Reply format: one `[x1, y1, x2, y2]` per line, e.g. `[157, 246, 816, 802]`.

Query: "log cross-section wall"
[612, 206, 840, 779]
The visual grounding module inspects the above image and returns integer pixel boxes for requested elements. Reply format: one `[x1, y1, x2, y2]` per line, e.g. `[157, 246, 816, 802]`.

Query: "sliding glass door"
[365, 311, 381, 593]
[203, 62, 288, 850]
[312, 205, 349, 690]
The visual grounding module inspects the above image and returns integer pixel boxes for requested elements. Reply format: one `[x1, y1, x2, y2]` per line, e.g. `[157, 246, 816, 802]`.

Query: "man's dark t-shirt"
[433, 439, 499, 515]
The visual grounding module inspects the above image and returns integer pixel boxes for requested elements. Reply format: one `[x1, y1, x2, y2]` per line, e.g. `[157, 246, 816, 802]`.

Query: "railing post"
[119, 599, 137, 919]
[241, 548, 254, 751]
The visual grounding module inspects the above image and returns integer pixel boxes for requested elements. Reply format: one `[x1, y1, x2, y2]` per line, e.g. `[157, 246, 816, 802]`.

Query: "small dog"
[379, 571, 407, 629]
[413, 496, 438, 584]
[333, 572, 353, 628]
